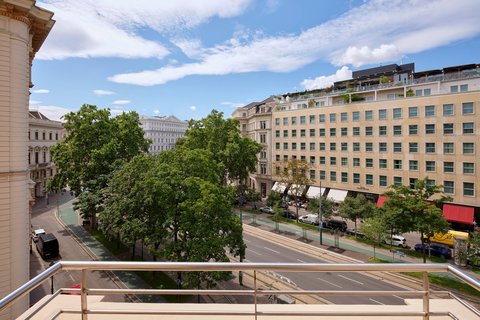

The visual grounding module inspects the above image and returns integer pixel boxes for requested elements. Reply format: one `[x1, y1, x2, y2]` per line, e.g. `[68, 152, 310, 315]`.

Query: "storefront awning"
[306, 186, 326, 199]
[443, 204, 474, 225]
[377, 195, 388, 207]
[271, 182, 288, 193]
[288, 184, 306, 196]
[327, 189, 348, 202]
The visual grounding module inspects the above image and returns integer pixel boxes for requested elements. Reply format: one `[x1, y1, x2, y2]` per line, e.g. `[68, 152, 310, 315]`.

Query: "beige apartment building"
[0, 1, 54, 319]
[237, 63, 480, 229]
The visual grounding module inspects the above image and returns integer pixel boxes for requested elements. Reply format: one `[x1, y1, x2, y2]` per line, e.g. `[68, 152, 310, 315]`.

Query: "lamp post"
[238, 195, 245, 286]
[319, 178, 323, 246]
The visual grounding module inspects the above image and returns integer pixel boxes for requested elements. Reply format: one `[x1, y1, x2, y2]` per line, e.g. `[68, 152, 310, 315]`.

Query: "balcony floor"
[19, 295, 479, 320]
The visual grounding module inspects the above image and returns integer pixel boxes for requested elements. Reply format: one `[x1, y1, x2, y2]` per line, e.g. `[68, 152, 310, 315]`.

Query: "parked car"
[384, 235, 407, 248]
[414, 243, 451, 259]
[325, 219, 348, 232]
[32, 228, 46, 243]
[299, 214, 319, 225]
[282, 210, 296, 219]
[259, 206, 274, 214]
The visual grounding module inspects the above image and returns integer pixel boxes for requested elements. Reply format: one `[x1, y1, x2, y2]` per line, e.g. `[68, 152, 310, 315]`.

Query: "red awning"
[377, 195, 387, 207]
[443, 204, 474, 224]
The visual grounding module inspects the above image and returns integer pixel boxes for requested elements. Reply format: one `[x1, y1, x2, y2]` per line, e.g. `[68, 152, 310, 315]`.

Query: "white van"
[299, 214, 319, 225]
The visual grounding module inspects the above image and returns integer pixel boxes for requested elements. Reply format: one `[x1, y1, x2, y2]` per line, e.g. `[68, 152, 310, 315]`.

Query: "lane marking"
[248, 249, 262, 256]
[369, 298, 385, 305]
[297, 259, 306, 263]
[338, 274, 364, 285]
[393, 295, 404, 300]
[244, 239, 251, 243]
[263, 246, 280, 254]
[317, 278, 342, 288]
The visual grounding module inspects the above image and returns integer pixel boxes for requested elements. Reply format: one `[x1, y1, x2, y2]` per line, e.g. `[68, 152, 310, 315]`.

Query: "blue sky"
[30, 0, 480, 122]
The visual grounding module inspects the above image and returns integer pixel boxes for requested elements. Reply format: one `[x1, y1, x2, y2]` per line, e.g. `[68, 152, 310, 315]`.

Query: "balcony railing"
[1, 261, 480, 320]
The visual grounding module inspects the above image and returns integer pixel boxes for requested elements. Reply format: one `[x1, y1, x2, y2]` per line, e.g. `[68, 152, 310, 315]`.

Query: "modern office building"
[0, 1, 54, 319]
[232, 98, 276, 197]
[236, 63, 480, 229]
[28, 111, 65, 198]
[140, 115, 188, 155]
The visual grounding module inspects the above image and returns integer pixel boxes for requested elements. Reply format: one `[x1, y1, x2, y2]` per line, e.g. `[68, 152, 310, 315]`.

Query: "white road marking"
[369, 298, 385, 305]
[338, 274, 364, 285]
[263, 246, 280, 254]
[244, 239, 251, 243]
[317, 278, 342, 288]
[248, 249, 262, 255]
[69, 274, 75, 282]
[393, 295, 404, 300]
[297, 259, 306, 263]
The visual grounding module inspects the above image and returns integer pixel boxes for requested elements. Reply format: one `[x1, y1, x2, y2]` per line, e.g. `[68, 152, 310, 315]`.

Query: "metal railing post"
[254, 270, 257, 320]
[422, 271, 430, 320]
[81, 269, 88, 320]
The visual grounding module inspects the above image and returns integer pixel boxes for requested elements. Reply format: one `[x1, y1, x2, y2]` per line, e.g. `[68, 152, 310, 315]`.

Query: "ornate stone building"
[140, 115, 188, 155]
[0, 1, 54, 318]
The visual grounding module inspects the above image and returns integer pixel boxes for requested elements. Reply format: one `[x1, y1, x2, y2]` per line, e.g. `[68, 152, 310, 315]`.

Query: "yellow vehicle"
[428, 230, 469, 247]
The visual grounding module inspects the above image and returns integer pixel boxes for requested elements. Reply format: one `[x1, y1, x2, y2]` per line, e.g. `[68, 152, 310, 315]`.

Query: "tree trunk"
[131, 238, 136, 260]
[354, 218, 357, 237]
[421, 232, 427, 263]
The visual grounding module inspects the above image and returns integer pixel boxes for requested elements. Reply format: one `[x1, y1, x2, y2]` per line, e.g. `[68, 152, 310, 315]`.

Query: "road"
[30, 194, 126, 305]
[243, 232, 411, 305]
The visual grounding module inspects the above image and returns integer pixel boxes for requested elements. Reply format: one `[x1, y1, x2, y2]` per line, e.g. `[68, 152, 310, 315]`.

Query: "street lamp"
[319, 178, 323, 246]
[238, 195, 245, 286]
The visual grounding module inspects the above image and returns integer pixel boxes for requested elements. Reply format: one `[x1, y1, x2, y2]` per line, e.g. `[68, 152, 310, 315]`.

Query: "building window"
[443, 104, 454, 116]
[366, 174, 373, 185]
[319, 114, 325, 123]
[365, 110, 373, 120]
[330, 171, 337, 182]
[341, 112, 348, 122]
[320, 156, 326, 165]
[283, 142, 288, 150]
[450, 85, 458, 93]
[49, 132, 52, 140]
[283, 155, 288, 161]
[353, 127, 360, 136]
[309, 128, 315, 137]
[292, 129, 297, 137]
[319, 128, 325, 136]
[353, 143, 360, 152]
[379, 175, 388, 187]
[463, 162, 475, 174]
[463, 122, 474, 134]
[292, 143, 297, 150]
[393, 108, 402, 119]
[379, 159, 387, 169]
[320, 170, 326, 180]
[260, 134, 266, 143]
[329, 113, 336, 123]
[330, 143, 336, 151]
[260, 164, 267, 175]
[394, 159, 402, 170]
[35, 131, 38, 140]
[301, 142, 306, 150]
[341, 127, 348, 136]
[393, 125, 402, 136]
[341, 172, 348, 183]
[379, 126, 387, 136]
[275, 142, 280, 150]
[301, 129, 306, 137]
[444, 181, 454, 194]
[291, 117, 297, 125]
[330, 128, 336, 137]
[379, 142, 387, 152]
[275, 155, 280, 161]
[393, 142, 402, 152]
[443, 123, 454, 134]
[365, 126, 373, 136]
[260, 149, 267, 159]
[352, 111, 360, 121]
[310, 156, 316, 165]
[309, 115, 315, 124]
[425, 143, 436, 153]
[379, 109, 387, 120]
[463, 142, 475, 154]
[366, 158, 373, 168]
[462, 102, 474, 115]
[275, 130, 280, 137]
[42, 132, 45, 140]
[443, 143, 454, 154]
[460, 84, 469, 92]
[409, 160, 418, 171]
[425, 124, 435, 134]
[319, 143, 325, 151]
[425, 161, 436, 172]
[409, 124, 418, 135]
[283, 117, 288, 125]
[35, 152, 39, 164]
[353, 158, 360, 167]
[365, 142, 373, 152]
[283, 130, 288, 138]
[409, 142, 418, 153]
[341, 142, 348, 151]
[353, 173, 360, 184]
[408, 106, 418, 118]
[463, 182, 475, 196]
[393, 176, 403, 186]
[260, 121, 267, 129]
[310, 142, 315, 151]
[330, 157, 337, 166]
[425, 105, 435, 117]
[310, 170, 316, 180]
[443, 162, 454, 173]
[341, 157, 348, 166]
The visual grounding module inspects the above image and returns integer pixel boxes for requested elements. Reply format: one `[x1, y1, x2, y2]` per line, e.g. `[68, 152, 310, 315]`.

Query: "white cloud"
[30, 105, 75, 121]
[109, 109, 125, 115]
[221, 101, 244, 108]
[190, 106, 197, 111]
[112, 100, 131, 105]
[37, 0, 252, 60]
[32, 89, 49, 94]
[93, 89, 115, 95]
[29, 100, 41, 105]
[109, 0, 480, 86]
[153, 110, 160, 115]
[301, 66, 352, 90]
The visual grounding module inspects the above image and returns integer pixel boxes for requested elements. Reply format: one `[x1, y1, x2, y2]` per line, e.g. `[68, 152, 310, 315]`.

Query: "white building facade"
[140, 115, 188, 155]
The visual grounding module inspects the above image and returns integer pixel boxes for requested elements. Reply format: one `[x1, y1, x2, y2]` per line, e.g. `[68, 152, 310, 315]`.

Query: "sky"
[30, 0, 480, 122]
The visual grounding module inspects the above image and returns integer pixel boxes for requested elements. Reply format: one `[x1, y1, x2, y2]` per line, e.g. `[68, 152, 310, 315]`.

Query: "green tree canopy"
[360, 214, 389, 259]
[339, 194, 375, 237]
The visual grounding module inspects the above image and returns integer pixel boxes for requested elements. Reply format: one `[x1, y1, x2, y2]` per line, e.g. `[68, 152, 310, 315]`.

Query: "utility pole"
[239, 195, 245, 286]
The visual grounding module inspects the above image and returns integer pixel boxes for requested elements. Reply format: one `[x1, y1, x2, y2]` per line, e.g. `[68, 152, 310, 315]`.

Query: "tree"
[179, 110, 262, 185]
[306, 195, 334, 221]
[361, 214, 389, 259]
[468, 231, 480, 267]
[382, 178, 451, 263]
[49, 104, 150, 228]
[338, 194, 375, 237]
[275, 159, 312, 222]
[266, 191, 283, 208]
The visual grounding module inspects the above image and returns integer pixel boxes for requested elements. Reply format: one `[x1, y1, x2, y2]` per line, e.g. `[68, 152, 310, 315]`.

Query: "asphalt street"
[243, 232, 411, 305]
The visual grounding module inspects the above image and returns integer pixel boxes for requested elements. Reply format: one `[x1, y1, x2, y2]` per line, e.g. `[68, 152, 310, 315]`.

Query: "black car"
[282, 210, 296, 219]
[325, 219, 348, 232]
